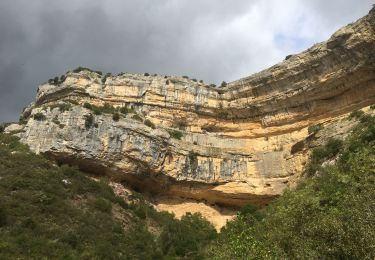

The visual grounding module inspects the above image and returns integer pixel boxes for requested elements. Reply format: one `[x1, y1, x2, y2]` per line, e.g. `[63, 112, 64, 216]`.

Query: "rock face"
[9, 8, 375, 208]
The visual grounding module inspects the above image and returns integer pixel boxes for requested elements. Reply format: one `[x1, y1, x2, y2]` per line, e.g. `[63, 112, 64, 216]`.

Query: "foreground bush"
[159, 212, 217, 258]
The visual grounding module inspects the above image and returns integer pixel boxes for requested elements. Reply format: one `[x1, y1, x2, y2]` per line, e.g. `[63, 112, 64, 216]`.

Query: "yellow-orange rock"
[9, 8, 375, 208]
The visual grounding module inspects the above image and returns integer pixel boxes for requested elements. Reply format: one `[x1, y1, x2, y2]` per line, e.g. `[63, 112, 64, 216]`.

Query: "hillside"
[0, 133, 216, 259]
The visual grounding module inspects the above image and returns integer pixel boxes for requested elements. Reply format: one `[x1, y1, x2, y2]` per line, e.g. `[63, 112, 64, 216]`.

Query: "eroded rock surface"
[8, 8, 375, 207]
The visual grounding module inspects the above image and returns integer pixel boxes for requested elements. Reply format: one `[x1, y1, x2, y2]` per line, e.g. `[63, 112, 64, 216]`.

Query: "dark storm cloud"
[0, 0, 373, 122]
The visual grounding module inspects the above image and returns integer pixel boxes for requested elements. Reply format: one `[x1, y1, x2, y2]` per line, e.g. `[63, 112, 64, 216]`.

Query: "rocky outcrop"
[8, 8, 375, 208]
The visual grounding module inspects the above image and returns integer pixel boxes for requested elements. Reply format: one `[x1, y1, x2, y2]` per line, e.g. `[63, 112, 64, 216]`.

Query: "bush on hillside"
[308, 124, 323, 135]
[83, 102, 92, 109]
[131, 114, 143, 122]
[144, 119, 155, 129]
[349, 110, 365, 120]
[159, 212, 217, 258]
[33, 113, 46, 121]
[112, 113, 120, 122]
[47, 103, 72, 112]
[84, 114, 94, 128]
[167, 129, 183, 140]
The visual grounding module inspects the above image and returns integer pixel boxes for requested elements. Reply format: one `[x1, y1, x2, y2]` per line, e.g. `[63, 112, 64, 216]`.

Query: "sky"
[0, 0, 373, 122]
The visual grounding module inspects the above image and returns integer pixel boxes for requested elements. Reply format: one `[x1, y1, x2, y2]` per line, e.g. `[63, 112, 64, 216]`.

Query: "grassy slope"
[0, 134, 216, 259]
[208, 112, 375, 259]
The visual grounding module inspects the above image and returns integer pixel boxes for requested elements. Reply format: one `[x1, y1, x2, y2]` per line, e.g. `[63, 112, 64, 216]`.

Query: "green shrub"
[120, 106, 134, 115]
[370, 104, 375, 110]
[310, 146, 328, 163]
[133, 203, 148, 219]
[0, 125, 4, 133]
[131, 114, 143, 122]
[58, 103, 71, 112]
[144, 119, 155, 129]
[90, 198, 112, 213]
[220, 81, 227, 88]
[33, 113, 46, 121]
[21, 217, 37, 230]
[101, 103, 116, 114]
[188, 151, 198, 162]
[306, 138, 343, 176]
[47, 103, 72, 112]
[67, 100, 79, 105]
[19, 115, 28, 125]
[0, 206, 7, 227]
[52, 117, 60, 125]
[72, 67, 102, 75]
[84, 114, 94, 128]
[168, 129, 183, 140]
[112, 113, 120, 122]
[285, 54, 293, 60]
[84, 102, 117, 116]
[192, 78, 197, 82]
[239, 203, 260, 218]
[349, 110, 365, 120]
[325, 138, 343, 156]
[159, 212, 217, 258]
[308, 124, 323, 135]
[73, 66, 89, 73]
[60, 75, 66, 83]
[83, 102, 92, 109]
[93, 107, 102, 115]
[48, 76, 64, 85]
[120, 106, 127, 114]
[144, 73, 150, 76]
[360, 114, 373, 124]
[182, 75, 189, 79]
[101, 73, 111, 84]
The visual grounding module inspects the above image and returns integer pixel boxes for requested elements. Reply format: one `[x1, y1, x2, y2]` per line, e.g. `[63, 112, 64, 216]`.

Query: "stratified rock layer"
[10, 8, 375, 207]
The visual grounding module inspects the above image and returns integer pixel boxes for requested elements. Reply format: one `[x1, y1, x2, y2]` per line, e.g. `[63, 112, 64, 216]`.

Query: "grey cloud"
[0, 0, 372, 122]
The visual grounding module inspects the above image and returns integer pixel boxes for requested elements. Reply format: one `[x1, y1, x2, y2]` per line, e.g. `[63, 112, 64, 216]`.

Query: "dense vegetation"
[207, 114, 375, 259]
[0, 134, 216, 259]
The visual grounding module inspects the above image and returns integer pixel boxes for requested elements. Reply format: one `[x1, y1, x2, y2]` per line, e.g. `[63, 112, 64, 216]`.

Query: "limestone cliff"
[7, 8, 375, 208]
